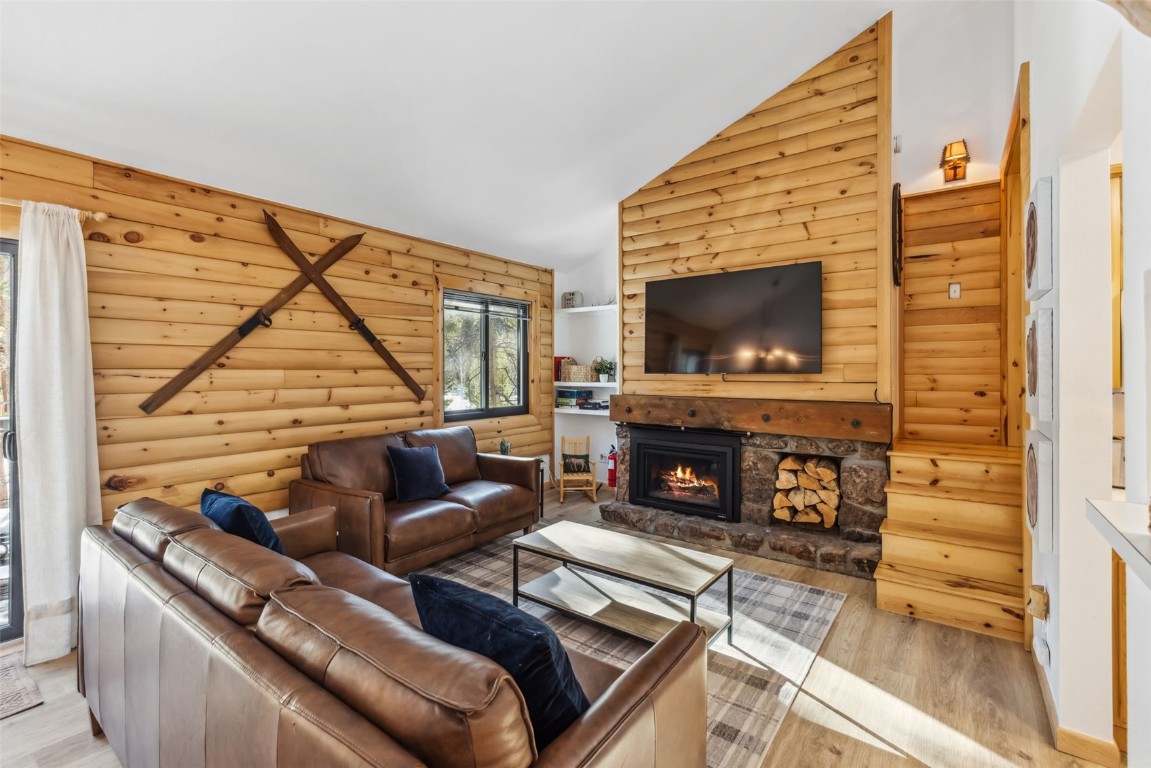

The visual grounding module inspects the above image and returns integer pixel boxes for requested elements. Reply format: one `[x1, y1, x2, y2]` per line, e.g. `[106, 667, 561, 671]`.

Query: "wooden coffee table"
[513, 520, 734, 644]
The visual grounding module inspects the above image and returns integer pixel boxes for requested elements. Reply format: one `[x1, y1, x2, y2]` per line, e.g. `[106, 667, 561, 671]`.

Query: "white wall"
[1014, 0, 1151, 745]
[892, 0, 1014, 193]
[1053, 148, 1114, 737]
[1121, 31, 1151, 504]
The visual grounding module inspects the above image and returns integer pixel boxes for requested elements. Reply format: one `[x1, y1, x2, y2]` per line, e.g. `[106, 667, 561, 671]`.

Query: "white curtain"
[16, 202, 102, 665]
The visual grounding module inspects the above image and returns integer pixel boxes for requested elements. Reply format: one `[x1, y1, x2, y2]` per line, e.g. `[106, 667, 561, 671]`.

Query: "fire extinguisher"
[607, 445, 618, 488]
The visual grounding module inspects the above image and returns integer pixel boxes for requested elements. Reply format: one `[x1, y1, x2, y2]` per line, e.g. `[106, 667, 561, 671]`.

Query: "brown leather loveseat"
[289, 425, 541, 574]
[79, 498, 708, 767]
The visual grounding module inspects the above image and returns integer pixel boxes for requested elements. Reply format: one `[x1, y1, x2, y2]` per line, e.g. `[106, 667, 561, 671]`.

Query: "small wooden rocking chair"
[557, 435, 601, 503]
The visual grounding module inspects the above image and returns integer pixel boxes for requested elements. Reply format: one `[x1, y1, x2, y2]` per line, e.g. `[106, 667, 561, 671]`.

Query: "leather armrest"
[288, 479, 386, 568]
[270, 505, 337, 560]
[535, 621, 708, 768]
[476, 453, 540, 492]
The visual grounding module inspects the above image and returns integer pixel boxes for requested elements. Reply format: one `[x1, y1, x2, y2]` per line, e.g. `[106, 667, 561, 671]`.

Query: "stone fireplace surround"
[601, 395, 893, 579]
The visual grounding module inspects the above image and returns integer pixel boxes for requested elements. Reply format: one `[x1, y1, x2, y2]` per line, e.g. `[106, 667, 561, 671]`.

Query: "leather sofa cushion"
[163, 528, 318, 627]
[301, 551, 421, 626]
[257, 585, 536, 768]
[384, 499, 475, 560]
[442, 480, 537, 531]
[306, 432, 407, 498]
[112, 497, 220, 561]
[405, 426, 481, 486]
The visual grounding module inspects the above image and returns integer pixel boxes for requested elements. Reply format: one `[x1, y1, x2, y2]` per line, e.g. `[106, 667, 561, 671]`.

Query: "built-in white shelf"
[556, 380, 617, 389]
[554, 407, 612, 417]
[558, 304, 618, 315]
[1088, 498, 1151, 589]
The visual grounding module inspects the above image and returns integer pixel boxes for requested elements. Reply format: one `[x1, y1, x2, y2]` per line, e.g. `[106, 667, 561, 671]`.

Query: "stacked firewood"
[772, 455, 839, 528]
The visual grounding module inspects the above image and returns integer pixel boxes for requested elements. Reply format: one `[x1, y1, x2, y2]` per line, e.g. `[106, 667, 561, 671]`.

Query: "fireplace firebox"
[630, 426, 741, 522]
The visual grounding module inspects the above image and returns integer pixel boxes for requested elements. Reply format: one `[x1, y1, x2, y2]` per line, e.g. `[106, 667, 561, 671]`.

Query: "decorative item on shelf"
[940, 139, 970, 182]
[592, 356, 616, 382]
[560, 291, 583, 309]
[554, 356, 575, 383]
[560, 359, 596, 382]
[498, 438, 511, 455]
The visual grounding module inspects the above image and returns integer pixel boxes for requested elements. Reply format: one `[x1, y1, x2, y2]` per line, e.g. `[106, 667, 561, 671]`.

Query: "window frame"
[442, 289, 531, 423]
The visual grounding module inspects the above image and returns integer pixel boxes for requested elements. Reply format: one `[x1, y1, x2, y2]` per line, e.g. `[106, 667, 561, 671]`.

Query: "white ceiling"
[1, 0, 913, 270]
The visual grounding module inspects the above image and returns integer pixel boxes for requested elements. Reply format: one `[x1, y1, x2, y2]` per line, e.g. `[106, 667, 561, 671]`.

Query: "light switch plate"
[948, 282, 961, 299]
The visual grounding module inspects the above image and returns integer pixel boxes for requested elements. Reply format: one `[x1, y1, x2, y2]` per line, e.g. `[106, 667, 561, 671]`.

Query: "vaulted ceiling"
[5, 1, 945, 269]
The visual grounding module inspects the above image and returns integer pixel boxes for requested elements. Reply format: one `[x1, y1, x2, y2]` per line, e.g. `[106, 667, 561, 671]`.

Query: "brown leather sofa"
[289, 426, 541, 574]
[79, 498, 708, 767]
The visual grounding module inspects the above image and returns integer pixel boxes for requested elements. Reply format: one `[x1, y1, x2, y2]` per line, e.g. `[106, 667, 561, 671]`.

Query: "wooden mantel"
[609, 395, 893, 443]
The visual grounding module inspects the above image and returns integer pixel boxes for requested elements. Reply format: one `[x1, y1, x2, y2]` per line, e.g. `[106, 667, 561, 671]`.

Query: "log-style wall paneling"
[0, 136, 554, 522]
[900, 180, 1004, 445]
[618, 17, 893, 404]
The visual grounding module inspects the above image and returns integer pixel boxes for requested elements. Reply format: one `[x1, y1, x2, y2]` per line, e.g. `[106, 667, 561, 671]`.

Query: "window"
[443, 290, 530, 421]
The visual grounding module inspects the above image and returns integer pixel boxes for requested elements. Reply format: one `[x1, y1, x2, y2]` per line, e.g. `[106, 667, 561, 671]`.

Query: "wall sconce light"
[940, 139, 971, 182]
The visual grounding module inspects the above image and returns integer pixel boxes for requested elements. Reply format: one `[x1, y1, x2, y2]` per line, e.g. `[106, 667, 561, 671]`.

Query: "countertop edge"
[1087, 498, 1151, 590]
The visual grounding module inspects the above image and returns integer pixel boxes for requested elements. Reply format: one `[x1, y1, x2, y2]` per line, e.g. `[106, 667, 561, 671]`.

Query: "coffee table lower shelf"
[517, 566, 731, 644]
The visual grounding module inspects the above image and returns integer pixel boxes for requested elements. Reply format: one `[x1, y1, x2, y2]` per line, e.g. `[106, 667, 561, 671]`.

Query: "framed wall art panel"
[1025, 176, 1053, 301]
[1025, 430, 1053, 553]
[1025, 307, 1053, 429]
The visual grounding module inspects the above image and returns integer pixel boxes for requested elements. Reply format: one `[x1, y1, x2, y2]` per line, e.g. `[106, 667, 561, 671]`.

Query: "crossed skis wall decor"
[139, 210, 426, 414]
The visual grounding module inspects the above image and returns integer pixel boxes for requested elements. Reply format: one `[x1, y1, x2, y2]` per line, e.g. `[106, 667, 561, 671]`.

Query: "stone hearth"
[601, 424, 887, 578]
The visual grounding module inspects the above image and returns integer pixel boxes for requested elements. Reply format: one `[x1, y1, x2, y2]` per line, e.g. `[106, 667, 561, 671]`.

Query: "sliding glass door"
[1, 238, 21, 642]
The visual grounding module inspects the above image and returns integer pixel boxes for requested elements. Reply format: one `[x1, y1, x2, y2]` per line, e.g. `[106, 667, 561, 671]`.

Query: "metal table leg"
[513, 546, 520, 607]
[727, 567, 734, 644]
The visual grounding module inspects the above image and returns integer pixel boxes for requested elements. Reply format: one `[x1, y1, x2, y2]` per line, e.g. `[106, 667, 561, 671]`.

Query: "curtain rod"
[0, 197, 110, 222]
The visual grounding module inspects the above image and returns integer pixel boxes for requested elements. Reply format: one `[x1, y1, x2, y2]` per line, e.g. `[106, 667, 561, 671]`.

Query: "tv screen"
[643, 262, 822, 375]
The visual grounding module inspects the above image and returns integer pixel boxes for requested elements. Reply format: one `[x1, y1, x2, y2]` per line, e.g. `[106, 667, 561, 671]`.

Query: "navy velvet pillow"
[409, 574, 590, 750]
[387, 444, 451, 502]
[200, 489, 285, 554]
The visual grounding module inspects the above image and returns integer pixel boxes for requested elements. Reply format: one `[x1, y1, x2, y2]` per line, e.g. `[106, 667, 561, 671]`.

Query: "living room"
[1, 2, 1149, 767]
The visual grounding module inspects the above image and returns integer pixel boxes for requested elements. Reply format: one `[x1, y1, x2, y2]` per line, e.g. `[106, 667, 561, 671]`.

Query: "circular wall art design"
[1026, 316, 1038, 397]
[1025, 200, 1038, 291]
[1026, 443, 1039, 530]
[1025, 177, 1052, 300]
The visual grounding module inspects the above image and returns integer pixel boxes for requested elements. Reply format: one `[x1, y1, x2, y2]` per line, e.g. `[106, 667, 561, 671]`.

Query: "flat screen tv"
[643, 261, 822, 375]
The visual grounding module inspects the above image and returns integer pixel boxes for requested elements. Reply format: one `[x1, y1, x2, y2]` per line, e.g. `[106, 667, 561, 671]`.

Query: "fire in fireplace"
[652, 460, 721, 506]
[630, 426, 741, 522]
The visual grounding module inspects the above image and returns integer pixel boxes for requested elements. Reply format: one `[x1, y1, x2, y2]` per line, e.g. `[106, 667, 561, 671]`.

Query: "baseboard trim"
[1031, 653, 1123, 767]
[1055, 729, 1122, 766]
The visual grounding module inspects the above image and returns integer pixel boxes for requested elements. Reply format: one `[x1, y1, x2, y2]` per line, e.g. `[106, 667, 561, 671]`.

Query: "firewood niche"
[773, 455, 841, 527]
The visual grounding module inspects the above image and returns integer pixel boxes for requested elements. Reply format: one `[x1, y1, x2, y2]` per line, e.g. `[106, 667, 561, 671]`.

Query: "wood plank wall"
[618, 18, 892, 403]
[900, 180, 1004, 444]
[0, 136, 554, 523]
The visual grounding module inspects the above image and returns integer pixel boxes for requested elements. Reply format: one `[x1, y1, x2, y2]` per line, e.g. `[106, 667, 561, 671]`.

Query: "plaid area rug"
[0, 653, 44, 720]
[420, 533, 846, 767]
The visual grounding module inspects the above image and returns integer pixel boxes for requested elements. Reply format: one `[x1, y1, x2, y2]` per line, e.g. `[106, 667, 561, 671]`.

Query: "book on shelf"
[556, 388, 594, 398]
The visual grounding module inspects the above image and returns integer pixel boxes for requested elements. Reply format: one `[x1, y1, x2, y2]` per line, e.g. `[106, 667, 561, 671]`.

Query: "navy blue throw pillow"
[387, 444, 451, 502]
[409, 574, 590, 750]
[200, 489, 285, 554]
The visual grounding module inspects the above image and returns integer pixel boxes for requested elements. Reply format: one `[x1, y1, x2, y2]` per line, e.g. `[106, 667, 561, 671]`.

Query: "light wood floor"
[1, 489, 1101, 767]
